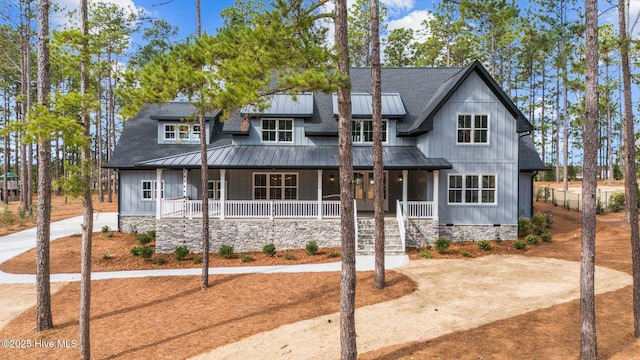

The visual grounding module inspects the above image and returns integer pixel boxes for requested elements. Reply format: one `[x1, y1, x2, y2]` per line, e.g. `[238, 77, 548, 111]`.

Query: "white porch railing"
[402, 201, 434, 219]
[396, 200, 406, 250]
[161, 199, 341, 219]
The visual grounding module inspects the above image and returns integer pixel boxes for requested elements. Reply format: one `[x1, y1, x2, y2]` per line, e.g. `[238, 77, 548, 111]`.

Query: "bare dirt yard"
[0, 190, 639, 359]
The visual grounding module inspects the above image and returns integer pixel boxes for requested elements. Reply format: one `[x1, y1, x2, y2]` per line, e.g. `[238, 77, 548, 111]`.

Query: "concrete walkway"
[0, 212, 408, 284]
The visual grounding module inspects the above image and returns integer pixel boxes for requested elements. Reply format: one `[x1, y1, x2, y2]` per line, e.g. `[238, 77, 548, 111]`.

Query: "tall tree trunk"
[619, 0, 640, 339]
[562, 76, 568, 190]
[79, 0, 94, 357]
[336, 0, 357, 357]
[35, 0, 53, 332]
[20, 0, 29, 210]
[370, 0, 385, 289]
[581, 0, 598, 357]
[541, 66, 546, 164]
[555, 75, 560, 183]
[606, 66, 613, 182]
[3, 84, 9, 205]
[97, 64, 104, 203]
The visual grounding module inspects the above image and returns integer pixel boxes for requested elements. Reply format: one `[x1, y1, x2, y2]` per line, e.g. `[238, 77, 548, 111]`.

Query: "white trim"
[456, 113, 490, 145]
[352, 119, 388, 144]
[142, 179, 164, 201]
[447, 173, 497, 205]
[207, 180, 221, 200]
[161, 123, 202, 142]
[252, 172, 299, 200]
[261, 118, 294, 143]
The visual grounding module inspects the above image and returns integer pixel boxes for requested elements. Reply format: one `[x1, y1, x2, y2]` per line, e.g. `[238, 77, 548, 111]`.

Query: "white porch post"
[433, 170, 439, 219]
[155, 168, 163, 219]
[220, 169, 226, 220]
[317, 169, 323, 219]
[402, 169, 408, 218]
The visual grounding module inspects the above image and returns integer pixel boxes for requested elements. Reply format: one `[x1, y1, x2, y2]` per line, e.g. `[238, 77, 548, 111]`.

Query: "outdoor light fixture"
[329, 174, 335, 182]
[398, 175, 403, 182]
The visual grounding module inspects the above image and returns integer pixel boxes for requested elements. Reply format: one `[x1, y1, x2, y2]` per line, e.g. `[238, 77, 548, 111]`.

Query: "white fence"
[161, 199, 341, 219]
[401, 201, 434, 219]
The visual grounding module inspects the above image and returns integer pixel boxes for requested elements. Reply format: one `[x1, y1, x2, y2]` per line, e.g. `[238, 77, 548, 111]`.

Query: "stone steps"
[356, 218, 405, 255]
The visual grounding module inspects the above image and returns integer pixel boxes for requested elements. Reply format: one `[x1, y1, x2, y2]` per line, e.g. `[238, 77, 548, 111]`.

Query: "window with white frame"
[253, 173, 298, 200]
[163, 123, 201, 142]
[457, 114, 488, 144]
[352, 119, 387, 143]
[141, 180, 164, 200]
[207, 180, 221, 200]
[262, 119, 293, 143]
[448, 174, 496, 204]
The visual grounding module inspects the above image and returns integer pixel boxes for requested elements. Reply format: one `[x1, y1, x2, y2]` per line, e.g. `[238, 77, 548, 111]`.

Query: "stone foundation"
[438, 224, 518, 243]
[119, 216, 156, 234]
[405, 219, 439, 248]
[155, 218, 342, 254]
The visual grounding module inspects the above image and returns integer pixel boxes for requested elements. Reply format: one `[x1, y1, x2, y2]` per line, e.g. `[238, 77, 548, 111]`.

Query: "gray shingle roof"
[519, 135, 547, 171]
[104, 103, 231, 169]
[135, 145, 452, 170]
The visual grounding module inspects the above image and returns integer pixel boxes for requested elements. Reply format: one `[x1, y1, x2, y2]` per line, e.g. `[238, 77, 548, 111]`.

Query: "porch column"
[155, 168, 163, 219]
[317, 169, 323, 219]
[220, 169, 226, 220]
[402, 169, 408, 216]
[182, 169, 188, 198]
[433, 170, 439, 219]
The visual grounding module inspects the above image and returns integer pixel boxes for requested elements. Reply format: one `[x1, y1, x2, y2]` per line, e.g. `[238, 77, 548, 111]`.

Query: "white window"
[207, 180, 221, 200]
[448, 174, 496, 204]
[262, 119, 293, 143]
[163, 123, 202, 141]
[141, 180, 164, 201]
[253, 173, 298, 200]
[457, 114, 488, 144]
[352, 119, 387, 143]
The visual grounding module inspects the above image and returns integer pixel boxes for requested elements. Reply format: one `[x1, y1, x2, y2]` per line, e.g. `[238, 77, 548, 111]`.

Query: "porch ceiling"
[135, 145, 452, 170]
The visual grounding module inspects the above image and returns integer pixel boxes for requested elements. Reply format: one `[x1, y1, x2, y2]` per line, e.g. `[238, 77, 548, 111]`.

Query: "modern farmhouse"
[105, 61, 546, 254]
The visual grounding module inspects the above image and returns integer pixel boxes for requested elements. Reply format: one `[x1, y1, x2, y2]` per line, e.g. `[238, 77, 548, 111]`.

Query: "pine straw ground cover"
[1, 194, 640, 359]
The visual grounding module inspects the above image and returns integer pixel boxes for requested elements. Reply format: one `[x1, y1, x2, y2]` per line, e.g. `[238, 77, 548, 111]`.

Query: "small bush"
[539, 229, 552, 242]
[518, 218, 533, 236]
[514, 241, 527, 250]
[596, 198, 605, 215]
[136, 233, 153, 245]
[459, 249, 474, 258]
[101, 253, 113, 260]
[106, 231, 114, 238]
[192, 255, 203, 264]
[130, 246, 142, 256]
[608, 192, 625, 212]
[306, 241, 319, 255]
[175, 246, 190, 260]
[151, 257, 167, 265]
[262, 243, 276, 257]
[2, 204, 13, 229]
[420, 248, 433, 259]
[283, 253, 297, 260]
[543, 210, 554, 227]
[147, 230, 156, 239]
[17, 206, 27, 219]
[101, 225, 110, 233]
[477, 240, 492, 250]
[239, 254, 254, 263]
[138, 245, 154, 259]
[531, 214, 547, 228]
[525, 234, 540, 245]
[219, 244, 234, 259]
[433, 238, 450, 254]
[328, 251, 340, 258]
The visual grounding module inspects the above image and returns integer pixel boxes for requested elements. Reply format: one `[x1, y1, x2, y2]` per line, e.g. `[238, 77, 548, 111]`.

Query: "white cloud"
[387, 9, 432, 33]
[382, 0, 415, 12]
[51, 0, 143, 29]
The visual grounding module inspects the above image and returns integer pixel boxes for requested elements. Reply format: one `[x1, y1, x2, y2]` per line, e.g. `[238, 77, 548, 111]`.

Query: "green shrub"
[514, 241, 527, 250]
[433, 238, 450, 254]
[262, 243, 276, 257]
[130, 246, 142, 256]
[136, 233, 153, 245]
[459, 249, 473, 258]
[106, 231, 114, 238]
[240, 254, 254, 263]
[305, 241, 319, 255]
[151, 257, 167, 265]
[219, 244, 234, 259]
[596, 197, 605, 215]
[138, 245, 154, 259]
[192, 255, 203, 264]
[175, 246, 190, 260]
[17, 206, 27, 219]
[525, 234, 540, 245]
[608, 192, 625, 212]
[101, 225, 110, 233]
[147, 230, 156, 239]
[283, 253, 297, 260]
[328, 251, 340, 258]
[539, 229, 552, 242]
[2, 204, 13, 229]
[531, 214, 547, 228]
[420, 248, 433, 259]
[477, 240, 492, 250]
[101, 253, 113, 260]
[518, 218, 533, 236]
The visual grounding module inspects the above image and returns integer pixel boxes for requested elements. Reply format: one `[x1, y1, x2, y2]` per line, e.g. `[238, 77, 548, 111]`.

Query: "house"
[0, 172, 20, 202]
[105, 61, 546, 254]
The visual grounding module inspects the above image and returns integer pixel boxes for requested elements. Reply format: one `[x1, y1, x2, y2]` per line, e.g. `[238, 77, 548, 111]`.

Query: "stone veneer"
[119, 216, 157, 234]
[438, 224, 518, 243]
[155, 218, 343, 254]
[404, 219, 439, 248]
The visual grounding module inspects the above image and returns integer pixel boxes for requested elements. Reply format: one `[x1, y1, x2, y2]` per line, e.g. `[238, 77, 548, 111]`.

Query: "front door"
[353, 171, 388, 212]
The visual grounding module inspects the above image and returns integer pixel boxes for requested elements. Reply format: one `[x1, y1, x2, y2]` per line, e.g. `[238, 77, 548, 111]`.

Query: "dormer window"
[262, 119, 293, 143]
[352, 120, 387, 143]
[162, 123, 201, 142]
